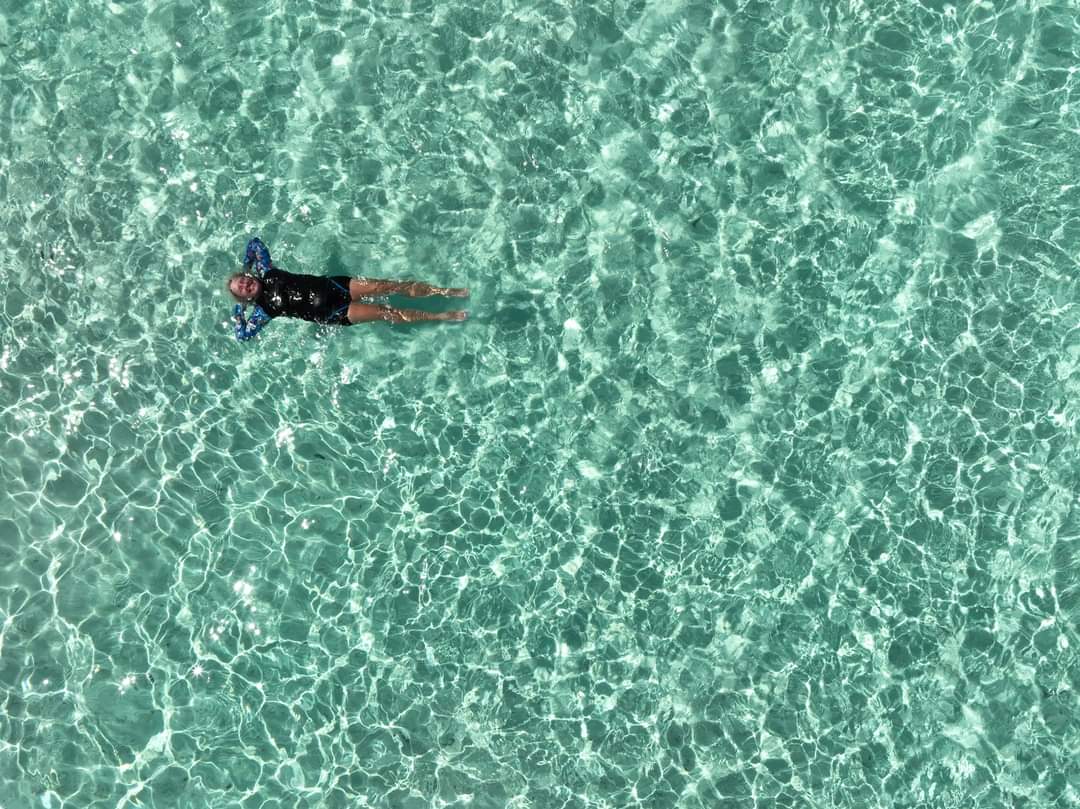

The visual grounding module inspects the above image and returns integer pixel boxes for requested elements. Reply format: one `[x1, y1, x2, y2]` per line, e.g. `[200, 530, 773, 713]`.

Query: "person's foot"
[437, 287, 469, 298]
[440, 310, 468, 321]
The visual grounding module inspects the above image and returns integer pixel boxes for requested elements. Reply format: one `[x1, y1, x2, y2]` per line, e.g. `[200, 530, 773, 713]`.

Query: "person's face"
[230, 275, 261, 300]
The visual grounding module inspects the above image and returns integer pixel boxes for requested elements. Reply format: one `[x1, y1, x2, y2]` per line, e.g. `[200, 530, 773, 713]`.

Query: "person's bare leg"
[347, 303, 467, 324]
[349, 279, 469, 299]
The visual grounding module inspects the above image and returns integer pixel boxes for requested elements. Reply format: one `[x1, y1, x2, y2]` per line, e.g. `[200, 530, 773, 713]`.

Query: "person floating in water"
[227, 237, 468, 341]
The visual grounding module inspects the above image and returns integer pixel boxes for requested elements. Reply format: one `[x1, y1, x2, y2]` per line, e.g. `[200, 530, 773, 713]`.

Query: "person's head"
[227, 272, 261, 302]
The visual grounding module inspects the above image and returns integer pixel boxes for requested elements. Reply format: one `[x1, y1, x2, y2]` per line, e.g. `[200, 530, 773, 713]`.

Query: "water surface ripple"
[1, 1, 1079, 807]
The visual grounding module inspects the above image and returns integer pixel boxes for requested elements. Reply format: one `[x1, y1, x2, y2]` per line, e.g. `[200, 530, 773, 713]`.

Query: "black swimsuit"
[256, 269, 353, 326]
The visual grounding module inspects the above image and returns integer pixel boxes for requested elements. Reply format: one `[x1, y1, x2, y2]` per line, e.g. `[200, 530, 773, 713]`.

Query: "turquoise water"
[2, 0, 1080, 806]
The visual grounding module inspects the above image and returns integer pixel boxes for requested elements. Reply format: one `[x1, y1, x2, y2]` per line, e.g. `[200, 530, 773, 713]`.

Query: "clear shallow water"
[1, 0, 1079, 806]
